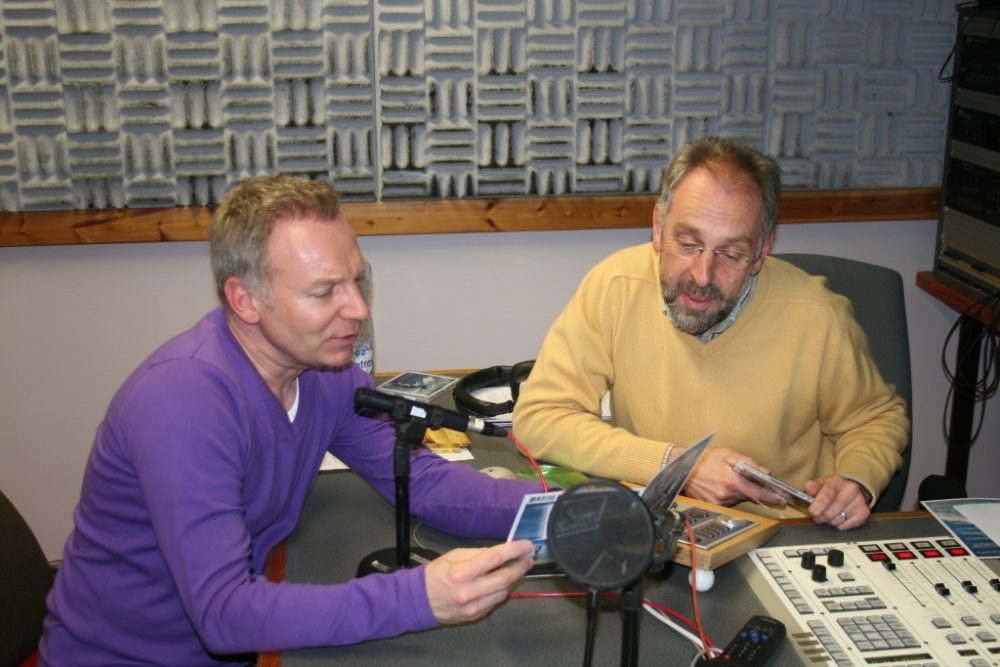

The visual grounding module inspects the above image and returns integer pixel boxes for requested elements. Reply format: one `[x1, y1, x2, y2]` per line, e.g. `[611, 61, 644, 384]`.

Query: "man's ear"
[751, 229, 776, 276]
[224, 276, 262, 325]
[651, 203, 664, 251]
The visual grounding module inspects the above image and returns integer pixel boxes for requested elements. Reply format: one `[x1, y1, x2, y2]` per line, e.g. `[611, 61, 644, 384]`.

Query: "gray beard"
[662, 280, 738, 335]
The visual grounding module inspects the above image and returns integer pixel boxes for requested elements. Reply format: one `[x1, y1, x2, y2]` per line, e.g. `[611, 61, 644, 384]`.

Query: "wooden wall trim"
[0, 188, 940, 248]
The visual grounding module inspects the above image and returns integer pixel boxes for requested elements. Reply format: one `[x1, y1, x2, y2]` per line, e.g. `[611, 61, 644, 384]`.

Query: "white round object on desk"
[689, 568, 715, 592]
[481, 466, 517, 480]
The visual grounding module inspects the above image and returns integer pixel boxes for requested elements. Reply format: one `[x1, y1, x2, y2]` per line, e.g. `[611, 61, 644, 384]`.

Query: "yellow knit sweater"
[512, 244, 909, 518]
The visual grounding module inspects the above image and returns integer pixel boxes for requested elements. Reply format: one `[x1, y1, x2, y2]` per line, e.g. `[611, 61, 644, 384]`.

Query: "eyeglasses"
[663, 239, 755, 269]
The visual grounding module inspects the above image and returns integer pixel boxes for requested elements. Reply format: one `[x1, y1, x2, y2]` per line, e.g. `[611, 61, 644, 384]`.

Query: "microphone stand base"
[356, 546, 440, 577]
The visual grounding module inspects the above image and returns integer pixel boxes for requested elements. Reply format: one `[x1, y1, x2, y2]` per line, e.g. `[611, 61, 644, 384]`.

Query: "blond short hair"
[209, 175, 342, 304]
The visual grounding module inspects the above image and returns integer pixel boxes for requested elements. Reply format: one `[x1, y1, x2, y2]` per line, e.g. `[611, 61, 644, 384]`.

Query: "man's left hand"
[425, 539, 534, 626]
[804, 476, 871, 530]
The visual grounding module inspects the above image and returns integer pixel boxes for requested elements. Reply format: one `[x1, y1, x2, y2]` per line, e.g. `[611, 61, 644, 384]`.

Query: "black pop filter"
[546, 479, 655, 592]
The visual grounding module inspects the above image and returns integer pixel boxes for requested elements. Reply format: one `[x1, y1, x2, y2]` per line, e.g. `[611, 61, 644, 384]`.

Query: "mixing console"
[738, 536, 1000, 666]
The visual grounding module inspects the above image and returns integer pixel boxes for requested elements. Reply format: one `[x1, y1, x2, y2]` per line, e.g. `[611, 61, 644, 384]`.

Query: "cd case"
[378, 371, 458, 402]
[733, 460, 815, 505]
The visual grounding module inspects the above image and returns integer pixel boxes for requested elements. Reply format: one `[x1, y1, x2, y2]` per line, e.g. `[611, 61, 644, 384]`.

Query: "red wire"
[636, 598, 704, 633]
[502, 441, 717, 653]
[506, 432, 549, 492]
[509, 591, 586, 599]
[685, 518, 714, 656]
[508, 590, 702, 633]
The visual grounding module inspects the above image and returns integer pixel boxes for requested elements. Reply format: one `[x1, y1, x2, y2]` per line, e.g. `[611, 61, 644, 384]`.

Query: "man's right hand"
[424, 539, 534, 626]
[681, 447, 790, 507]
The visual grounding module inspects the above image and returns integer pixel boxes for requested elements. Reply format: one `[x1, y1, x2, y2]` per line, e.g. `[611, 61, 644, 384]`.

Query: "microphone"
[354, 387, 509, 438]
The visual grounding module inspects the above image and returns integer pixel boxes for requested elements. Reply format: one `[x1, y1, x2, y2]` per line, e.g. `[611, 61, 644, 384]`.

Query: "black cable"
[581, 588, 601, 667]
[940, 288, 1000, 447]
[938, 6, 1000, 84]
[938, 29, 962, 83]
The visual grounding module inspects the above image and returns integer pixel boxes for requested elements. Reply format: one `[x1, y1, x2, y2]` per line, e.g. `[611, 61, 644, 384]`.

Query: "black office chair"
[775, 254, 913, 513]
[0, 489, 55, 667]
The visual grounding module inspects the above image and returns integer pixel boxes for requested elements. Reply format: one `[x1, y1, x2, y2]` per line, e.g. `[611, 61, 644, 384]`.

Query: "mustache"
[664, 279, 724, 303]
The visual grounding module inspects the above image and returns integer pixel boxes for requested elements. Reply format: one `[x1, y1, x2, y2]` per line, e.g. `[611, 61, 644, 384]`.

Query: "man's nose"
[348, 282, 371, 321]
[689, 249, 716, 286]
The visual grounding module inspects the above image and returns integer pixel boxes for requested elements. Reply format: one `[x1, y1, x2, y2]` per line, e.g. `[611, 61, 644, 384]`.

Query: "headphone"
[453, 360, 535, 417]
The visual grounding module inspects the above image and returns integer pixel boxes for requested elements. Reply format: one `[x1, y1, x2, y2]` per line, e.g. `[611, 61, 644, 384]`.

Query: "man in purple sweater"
[40, 175, 539, 666]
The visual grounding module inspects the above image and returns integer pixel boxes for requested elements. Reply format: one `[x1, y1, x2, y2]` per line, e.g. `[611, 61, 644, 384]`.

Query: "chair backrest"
[0, 489, 54, 666]
[774, 253, 912, 513]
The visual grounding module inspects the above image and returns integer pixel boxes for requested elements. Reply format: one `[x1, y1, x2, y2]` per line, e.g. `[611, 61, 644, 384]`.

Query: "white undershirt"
[287, 377, 300, 422]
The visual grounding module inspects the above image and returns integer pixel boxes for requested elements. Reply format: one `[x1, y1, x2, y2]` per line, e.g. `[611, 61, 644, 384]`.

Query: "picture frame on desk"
[378, 371, 458, 402]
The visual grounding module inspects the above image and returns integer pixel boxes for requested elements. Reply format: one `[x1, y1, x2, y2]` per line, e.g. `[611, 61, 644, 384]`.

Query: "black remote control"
[697, 615, 786, 666]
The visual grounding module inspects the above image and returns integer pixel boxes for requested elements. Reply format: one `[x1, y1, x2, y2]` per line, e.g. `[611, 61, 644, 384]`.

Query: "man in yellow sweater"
[512, 137, 908, 529]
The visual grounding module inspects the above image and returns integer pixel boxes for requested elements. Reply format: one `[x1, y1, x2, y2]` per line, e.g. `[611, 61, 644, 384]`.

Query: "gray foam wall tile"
[0, 0, 956, 210]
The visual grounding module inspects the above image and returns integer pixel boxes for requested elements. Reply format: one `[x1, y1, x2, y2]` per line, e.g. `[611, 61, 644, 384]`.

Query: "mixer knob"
[811, 565, 827, 582]
[801, 551, 816, 569]
[827, 549, 844, 567]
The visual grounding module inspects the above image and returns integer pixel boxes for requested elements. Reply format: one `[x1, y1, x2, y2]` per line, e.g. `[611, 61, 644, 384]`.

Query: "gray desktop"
[269, 427, 986, 667]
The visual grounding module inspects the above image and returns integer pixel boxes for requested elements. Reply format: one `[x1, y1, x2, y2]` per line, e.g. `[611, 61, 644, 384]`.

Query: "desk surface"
[261, 432, 964, 667]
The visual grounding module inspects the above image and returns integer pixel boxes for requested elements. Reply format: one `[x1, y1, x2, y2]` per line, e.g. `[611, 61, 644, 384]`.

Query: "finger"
[741, 482, 789, 506]
[485, 546, 535, 583]
[835, 509, 855, 531]
[452, 551, 535, 611]
[488, 540, 534, 570]
[811, 508, 842, 527]
[825, 489, 864, 527]
[805, 477, 845, 517]
[738, 459, 770, 475]
[731, 471, 788, 505]
[726, 459, 791, 505]
[454, 541, 535, 586]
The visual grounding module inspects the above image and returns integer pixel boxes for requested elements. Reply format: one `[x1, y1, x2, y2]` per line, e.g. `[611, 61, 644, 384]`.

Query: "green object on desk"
[517, 464, 588, 489]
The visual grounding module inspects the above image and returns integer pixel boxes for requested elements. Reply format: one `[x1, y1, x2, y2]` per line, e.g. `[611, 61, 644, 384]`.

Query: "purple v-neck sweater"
[41, 308, 537, 666]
